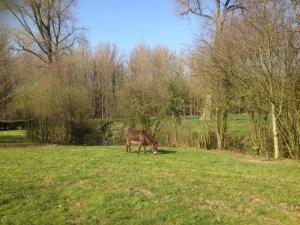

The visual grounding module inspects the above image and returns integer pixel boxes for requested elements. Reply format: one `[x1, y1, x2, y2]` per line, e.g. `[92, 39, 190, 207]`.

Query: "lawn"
[0, 130, 28, 142]
[181, 114, 251, 136]
[1, 146, 299, 225]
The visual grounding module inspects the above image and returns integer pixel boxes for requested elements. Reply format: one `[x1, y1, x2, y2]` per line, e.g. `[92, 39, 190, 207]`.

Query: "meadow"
[181, 114, 251, 136]
[1, 1, 299, 224]
[1, 145, 300, 225]
[0, 130, 28, 142]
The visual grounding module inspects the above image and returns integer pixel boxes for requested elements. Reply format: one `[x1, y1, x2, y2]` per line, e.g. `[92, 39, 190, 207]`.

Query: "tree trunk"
[216, 129, 223, 150]
[271, 102, 279, 159]
[101, 93, 104, 119]
[189, 98, 193, 116]
[216, 106, 228, 150]
[202, 94, 212, 121]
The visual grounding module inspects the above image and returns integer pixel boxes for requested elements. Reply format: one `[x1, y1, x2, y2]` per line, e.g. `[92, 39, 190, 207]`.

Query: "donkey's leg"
[129, 142, 132, 153]
[125, 139, 129, 152]
[144, 145, 147, 154]
[138, 143, 143, 154]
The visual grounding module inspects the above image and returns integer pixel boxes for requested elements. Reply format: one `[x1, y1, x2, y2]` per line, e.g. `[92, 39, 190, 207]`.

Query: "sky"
[76, 0, 201, 52]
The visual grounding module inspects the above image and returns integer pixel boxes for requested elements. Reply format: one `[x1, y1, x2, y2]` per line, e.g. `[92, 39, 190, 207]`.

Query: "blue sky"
[76, 0, 200, 52]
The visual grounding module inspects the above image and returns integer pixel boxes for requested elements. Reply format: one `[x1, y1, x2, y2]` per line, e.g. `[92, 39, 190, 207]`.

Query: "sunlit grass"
[182, 113, 251, 136]
[1, 146, 299, 225]
[0, 130, 27, 142]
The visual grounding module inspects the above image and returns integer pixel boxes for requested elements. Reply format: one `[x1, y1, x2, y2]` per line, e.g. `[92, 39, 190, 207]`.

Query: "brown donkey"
[124, 128, 158, 155]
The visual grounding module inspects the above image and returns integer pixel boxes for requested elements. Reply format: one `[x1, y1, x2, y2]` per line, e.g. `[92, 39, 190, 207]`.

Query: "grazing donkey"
[124, 128, 158, 155]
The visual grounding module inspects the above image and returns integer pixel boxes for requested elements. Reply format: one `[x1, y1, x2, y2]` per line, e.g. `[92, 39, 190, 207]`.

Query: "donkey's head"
[151, 141, 158, 155]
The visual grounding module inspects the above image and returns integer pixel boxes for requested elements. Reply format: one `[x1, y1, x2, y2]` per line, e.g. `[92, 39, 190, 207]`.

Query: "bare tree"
[3, 0, 81, 64]
[176, 0, 244, 38]
[0, 25, 15, 120]
[129, 43, 153, 80]
[94, 43, 124, 119]
[176, 0, 245, 150]
[229, 0, 300, 159]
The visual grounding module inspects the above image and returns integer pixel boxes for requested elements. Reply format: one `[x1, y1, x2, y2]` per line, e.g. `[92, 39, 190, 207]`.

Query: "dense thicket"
[1, 0, 299, 158]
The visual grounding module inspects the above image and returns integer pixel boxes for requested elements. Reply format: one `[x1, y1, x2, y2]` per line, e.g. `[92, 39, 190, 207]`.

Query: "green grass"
[181, 114, 251, 136]
[1, 146, 300, 225]
[111, 114, 251, 138]
[0, 130, 28, 142]
[227, 114, 251, 136]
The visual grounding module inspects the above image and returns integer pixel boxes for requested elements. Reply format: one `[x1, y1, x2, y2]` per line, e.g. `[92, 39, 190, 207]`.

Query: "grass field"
[0, 130, 28, 142]
[1, 146, 299, 225]
[181, 114, 251, 136]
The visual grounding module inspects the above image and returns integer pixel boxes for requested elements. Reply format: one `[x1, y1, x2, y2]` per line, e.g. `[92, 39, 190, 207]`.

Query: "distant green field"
[0, 130, 27, 142]
[182, 114, 251, 136]
[0, 114, 251, 144]
[1, 146, 299, 225]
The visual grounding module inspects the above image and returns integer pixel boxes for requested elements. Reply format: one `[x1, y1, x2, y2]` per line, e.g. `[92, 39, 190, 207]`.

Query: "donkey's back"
[125, 128, 148, 143]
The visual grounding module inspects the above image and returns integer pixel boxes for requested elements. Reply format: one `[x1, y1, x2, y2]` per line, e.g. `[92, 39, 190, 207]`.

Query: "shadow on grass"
[157, 149, 177, 154]
[125, 149, 177, 155]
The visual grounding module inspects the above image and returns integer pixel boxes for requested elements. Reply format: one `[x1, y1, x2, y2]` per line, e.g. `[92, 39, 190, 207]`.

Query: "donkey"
[124, 128, 158, 155]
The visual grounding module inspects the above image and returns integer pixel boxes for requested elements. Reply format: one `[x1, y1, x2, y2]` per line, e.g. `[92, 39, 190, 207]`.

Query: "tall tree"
[129, 43, 152, 79]
[3, 0, 81, 64]
[94, 43, 124, 119]
[0, 25, 15, 120]
[176, 0, 244, 150]
[229, 0, 300, 159]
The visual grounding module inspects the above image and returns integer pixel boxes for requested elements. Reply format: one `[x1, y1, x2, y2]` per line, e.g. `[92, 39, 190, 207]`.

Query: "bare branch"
[3, 0, 80, 64]
[177, 0, 214, 21]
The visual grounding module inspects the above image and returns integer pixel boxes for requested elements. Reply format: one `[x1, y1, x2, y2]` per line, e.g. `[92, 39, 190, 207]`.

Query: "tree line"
[0, 0, 299, 159]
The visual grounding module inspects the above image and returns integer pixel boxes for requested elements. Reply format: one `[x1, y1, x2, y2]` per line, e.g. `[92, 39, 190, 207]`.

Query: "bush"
[71, 119, 112, 145]
[14, 72, 93, 144]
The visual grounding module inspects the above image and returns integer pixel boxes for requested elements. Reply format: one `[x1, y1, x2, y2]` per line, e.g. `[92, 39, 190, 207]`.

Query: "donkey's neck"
[144, 135, 154, 145]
